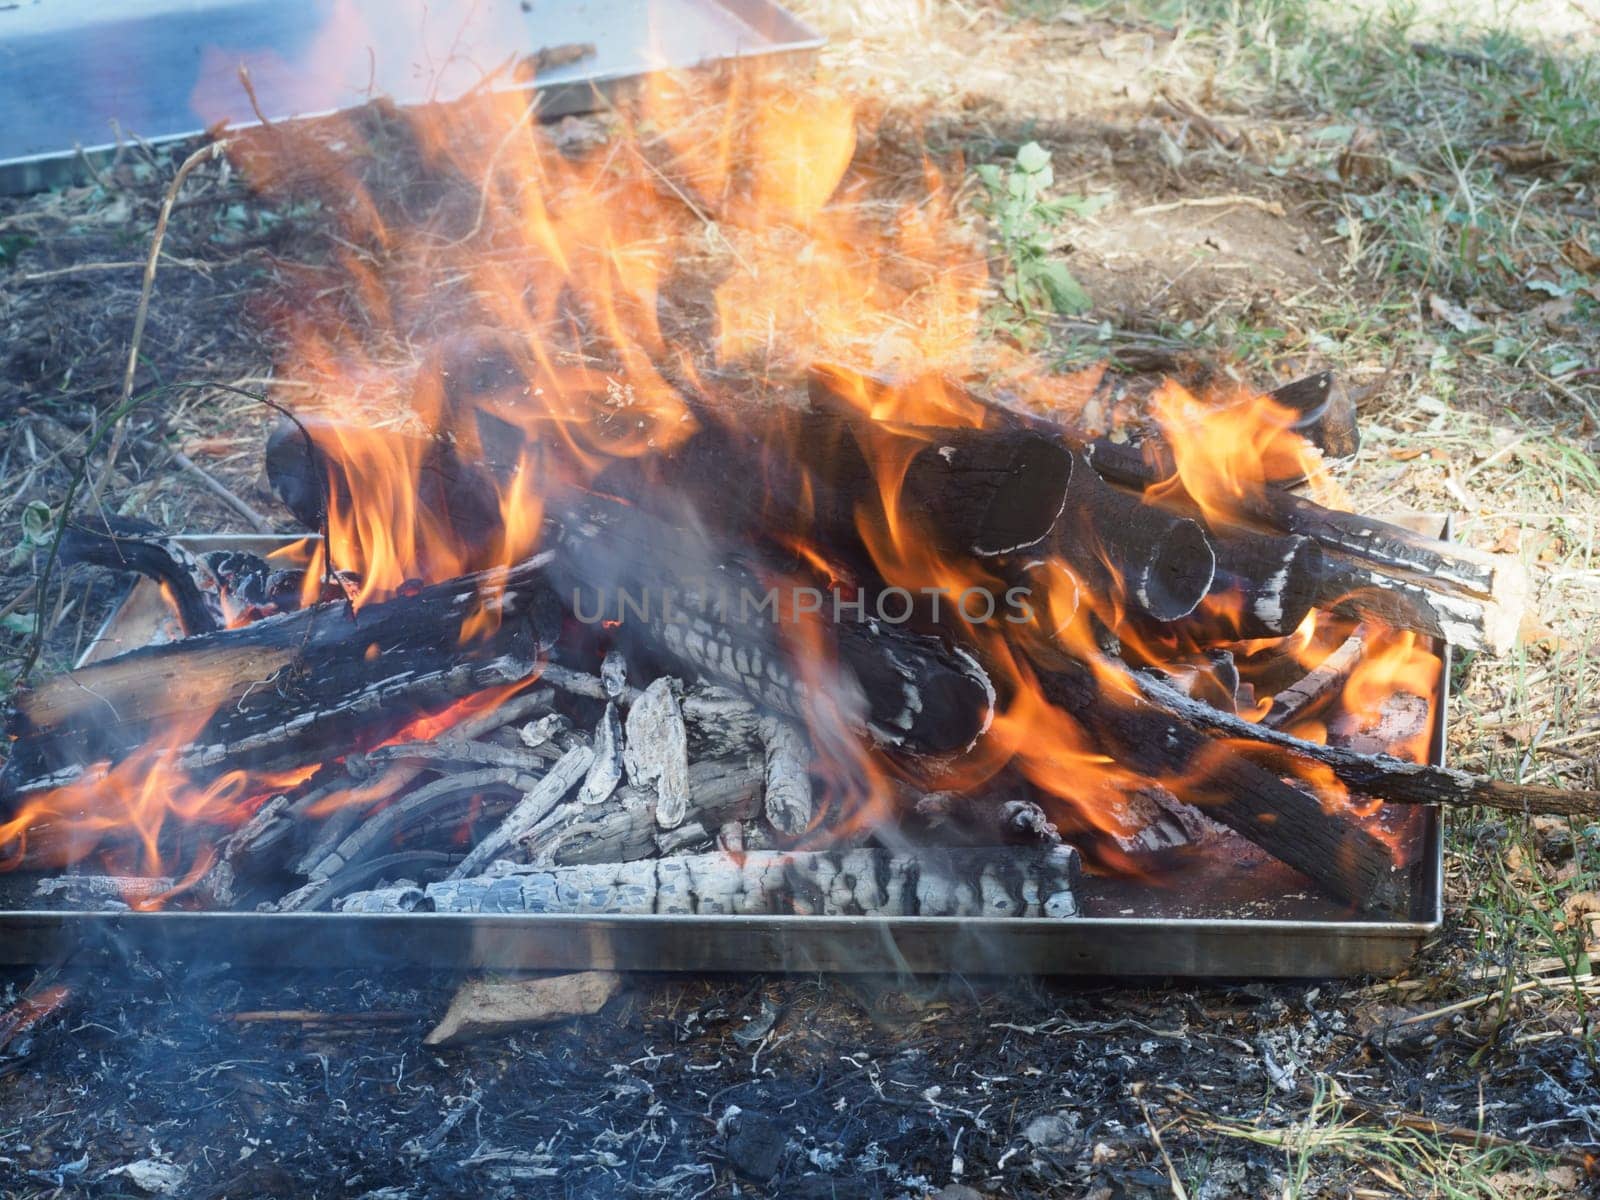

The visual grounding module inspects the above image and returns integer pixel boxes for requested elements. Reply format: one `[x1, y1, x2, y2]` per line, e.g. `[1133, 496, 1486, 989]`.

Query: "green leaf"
[1059, 191, 1113, 218]
[20, 501, 53, 545]
[0, 612, 34, 637]
[1037, 260, 1091, 315]
[1014, 141, 1052, 174]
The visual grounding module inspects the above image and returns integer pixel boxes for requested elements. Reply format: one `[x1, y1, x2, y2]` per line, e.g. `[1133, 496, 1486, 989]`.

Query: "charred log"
[546, 489, 996, 758]
[1055, 468, 1215, 622]
[1037, 661, 1414, 915]
[0, 555, 564, 809]
[58, 514, 224, 635]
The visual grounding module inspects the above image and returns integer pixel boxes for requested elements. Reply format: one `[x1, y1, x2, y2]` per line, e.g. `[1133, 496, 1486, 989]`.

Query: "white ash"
[578, 701, 624, 805]
[623, 677, 691, 829]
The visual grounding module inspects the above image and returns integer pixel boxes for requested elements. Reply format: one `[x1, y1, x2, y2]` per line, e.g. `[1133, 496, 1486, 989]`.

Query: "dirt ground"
[2, 1, 1599, 1196]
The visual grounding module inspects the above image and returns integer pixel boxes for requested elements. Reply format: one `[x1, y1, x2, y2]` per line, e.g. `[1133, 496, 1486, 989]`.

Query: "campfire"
[0, 64, 1576, 963]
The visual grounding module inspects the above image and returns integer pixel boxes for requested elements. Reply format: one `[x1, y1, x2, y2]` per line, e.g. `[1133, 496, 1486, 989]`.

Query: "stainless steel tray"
[0, 0, 824, 195]
[0, 533, 1447, 977]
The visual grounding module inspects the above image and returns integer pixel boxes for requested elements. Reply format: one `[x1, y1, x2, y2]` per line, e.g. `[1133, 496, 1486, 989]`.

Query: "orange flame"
[4, 41, 1446, 894]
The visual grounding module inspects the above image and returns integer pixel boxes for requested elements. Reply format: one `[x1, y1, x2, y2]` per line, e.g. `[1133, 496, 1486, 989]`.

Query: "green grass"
[1193, 1077, 1578, 1198]
[1014, 0, 1600, 422]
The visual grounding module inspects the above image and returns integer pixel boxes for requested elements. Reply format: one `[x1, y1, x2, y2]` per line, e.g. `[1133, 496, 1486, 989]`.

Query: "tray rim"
[0, 0, 826, 195]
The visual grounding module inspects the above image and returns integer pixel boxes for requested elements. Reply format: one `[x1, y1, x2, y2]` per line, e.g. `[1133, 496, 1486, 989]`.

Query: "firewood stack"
[2, 343, 1585, 923]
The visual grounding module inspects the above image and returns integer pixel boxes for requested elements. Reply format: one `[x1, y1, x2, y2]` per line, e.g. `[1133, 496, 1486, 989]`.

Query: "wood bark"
[348, 845, 1082, 917]
[0, 554, 563, 807]
[546, 489, 997, 758]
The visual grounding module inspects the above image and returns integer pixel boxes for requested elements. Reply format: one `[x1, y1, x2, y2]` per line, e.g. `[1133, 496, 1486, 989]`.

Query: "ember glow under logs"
[0, 63, 1569, 976]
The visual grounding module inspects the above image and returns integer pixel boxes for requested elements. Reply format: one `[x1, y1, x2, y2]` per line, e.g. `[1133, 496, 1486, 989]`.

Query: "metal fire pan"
[0, 0, 824, 195]
[0, 533, 1447, 978]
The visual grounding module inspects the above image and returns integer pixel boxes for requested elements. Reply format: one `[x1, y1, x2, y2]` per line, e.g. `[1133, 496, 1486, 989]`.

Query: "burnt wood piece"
[264, 415, 509, 577]
[1037, 661, 1413, 914]
[523, 754, 764, 865]
[912, 791, 1063, 847]
[34, 875, 175, 907]
[546, 489, 996, 758]
[58, 514, 223, 635]
[1310, 552, 1521, 655]
[1130, 671, 1600, 818]
[1262, 633, 1365, 729]
[623, 678, 692, 829]
[759, 716, 814, 837]
[0, 554, 564, 809]
[539, 667, 763, 757]
[1087, 438, 1523, 610]
[1055, 468, 1216, 621]
[196, 794, 294, 908]
[800, 366, 1215, 621]
[349, 845, 1082, 917]
[1129, 372, 1359, 479]
[449, 744, 596, 879]
[1264, 370, 1360, 464]
[578, 702, 625, 806]
[1205, 527, 1323, 639]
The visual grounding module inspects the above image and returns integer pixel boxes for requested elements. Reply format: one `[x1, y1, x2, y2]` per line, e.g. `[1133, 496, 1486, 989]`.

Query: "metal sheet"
[0, 531, 1448, 977]
[0, 0, 824, 195]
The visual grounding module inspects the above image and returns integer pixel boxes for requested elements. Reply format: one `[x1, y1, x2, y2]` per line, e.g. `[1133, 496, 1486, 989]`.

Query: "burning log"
[799, 366, 1215, 621]
[1206, 527, 1323, 639]
[345, 845, 1082, 917]
[1130, 671, 1600, 819]
[1262, 632, 1365, 729]
[0, 554, 564, 808]
[264, 415, 508, 576]
[263, 424, 998, 757]
[1054, 468, 1215, 621]
[544, 489, 997, 758]
[1086, 438, 1526, 653]
[1037, 661, 1414, 914]
[810, 360, 1521, 654]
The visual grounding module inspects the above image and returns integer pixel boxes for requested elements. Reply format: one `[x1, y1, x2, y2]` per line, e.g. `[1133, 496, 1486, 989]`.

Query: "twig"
[1132, 194, 1286, 218]
[90, 140, 233, 512]
[169, 450, 274, 534]
[1135, 1094, 1191, 1200]
[217, 1009, 417, 1024]
[19, 256, 221, 284]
